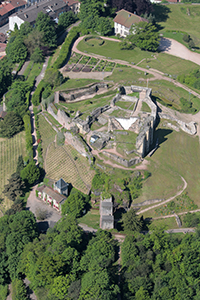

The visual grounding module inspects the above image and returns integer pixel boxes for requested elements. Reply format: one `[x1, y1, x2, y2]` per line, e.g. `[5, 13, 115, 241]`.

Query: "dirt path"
[137, 176, 187, 215]
[159, 37, 200, 66]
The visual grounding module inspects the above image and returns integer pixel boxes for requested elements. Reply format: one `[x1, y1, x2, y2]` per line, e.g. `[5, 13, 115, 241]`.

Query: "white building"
[113, 9, 148, 37]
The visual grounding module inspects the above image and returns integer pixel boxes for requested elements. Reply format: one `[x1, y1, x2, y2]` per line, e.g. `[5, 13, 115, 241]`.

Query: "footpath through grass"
[137, 126, 200, 218]
[0, 131, 26, 213]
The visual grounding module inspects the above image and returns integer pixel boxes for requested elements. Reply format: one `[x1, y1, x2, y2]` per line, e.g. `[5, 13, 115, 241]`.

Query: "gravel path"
[159, 37, 200, 66]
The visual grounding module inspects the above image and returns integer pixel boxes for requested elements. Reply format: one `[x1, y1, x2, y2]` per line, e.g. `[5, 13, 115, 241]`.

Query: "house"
[9, 0, 68, 31]
[0, 0, 26, 27]
[100, 196, 114, 230]
[113, 9, 148, 37]
[36, 178, 69, 211]
[63, 0, 80, 14]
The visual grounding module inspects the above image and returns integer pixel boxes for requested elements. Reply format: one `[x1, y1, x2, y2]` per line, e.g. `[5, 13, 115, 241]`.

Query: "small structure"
[54, 178, 69, 196]
[90, 134, 99, 144]
[113, 9, 148, 37]
[36, 178, 69, 211]
[100, 196, 114, 230]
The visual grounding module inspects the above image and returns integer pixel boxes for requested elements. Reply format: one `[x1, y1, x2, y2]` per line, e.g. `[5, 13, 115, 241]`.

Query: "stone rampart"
[110, 94, 121, 107]
[159, 113, 196, 135]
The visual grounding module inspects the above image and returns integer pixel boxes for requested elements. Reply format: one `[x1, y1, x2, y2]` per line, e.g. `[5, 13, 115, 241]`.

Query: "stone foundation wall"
[159, 113, 196, 135]
[102, 151, 142, 167]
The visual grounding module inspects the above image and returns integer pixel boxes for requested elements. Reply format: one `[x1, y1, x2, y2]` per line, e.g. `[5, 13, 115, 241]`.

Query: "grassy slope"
[137, 125, 200, 218]
[158, 4, 200, 47]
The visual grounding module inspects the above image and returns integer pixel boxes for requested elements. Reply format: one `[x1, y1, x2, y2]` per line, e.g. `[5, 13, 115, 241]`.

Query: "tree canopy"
[35, 12, 57, 48]
[0, 112, 23, 138]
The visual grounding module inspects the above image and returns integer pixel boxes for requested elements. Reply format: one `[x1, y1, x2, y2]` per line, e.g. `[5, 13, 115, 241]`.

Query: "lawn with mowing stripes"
[0, 131, 26, 213]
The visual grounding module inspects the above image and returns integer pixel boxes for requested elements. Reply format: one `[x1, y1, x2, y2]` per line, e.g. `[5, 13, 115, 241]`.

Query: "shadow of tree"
[153, 4, 171, 23]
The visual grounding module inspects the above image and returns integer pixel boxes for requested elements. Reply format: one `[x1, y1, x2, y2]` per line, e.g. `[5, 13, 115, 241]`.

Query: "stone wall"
[59, 83, 108, 102]
[159, 113, 196, 135]
[102, 151, 142, 167]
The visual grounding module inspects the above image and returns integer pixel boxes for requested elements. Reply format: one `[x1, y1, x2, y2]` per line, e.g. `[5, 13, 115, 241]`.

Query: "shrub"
[53, 27, 79, 69]
[32, 80, 47, 106]
[183, 34, 190, 43]
[188, 39, 195, 49]
[23, 114, 33, 158]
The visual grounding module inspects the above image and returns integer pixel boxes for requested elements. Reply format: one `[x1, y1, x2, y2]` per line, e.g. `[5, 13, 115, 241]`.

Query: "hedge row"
[31, 80, 46, 106]
[53, 27, 80, 69]
[23, 113, 33, 162]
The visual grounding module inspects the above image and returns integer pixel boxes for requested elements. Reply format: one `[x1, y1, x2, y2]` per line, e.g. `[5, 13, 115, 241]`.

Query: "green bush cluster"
[53, 27, 79, 69]
[35, 115, 43, 167]
[155, 193, 198, 216]
[32, 80, 46, 106]
[178, 69, 200, 98]
[23, 113, 33, 161]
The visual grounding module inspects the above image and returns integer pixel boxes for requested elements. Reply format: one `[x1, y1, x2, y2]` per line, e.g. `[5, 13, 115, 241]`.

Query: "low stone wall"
[159, 113, 196, 135]
[110, 94, 121, 107]
[132, 198, 164, 207]
[64, 131, 93, 164]
[102, 151, 142, 167]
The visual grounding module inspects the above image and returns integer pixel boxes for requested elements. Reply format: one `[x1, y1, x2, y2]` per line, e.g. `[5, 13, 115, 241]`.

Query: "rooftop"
[14, 0, 67, 23]
[55, 178, 69, 189]
[38, 185, 67, 203]
[113, 9, 148, 28]
[0, 2, 15, 16]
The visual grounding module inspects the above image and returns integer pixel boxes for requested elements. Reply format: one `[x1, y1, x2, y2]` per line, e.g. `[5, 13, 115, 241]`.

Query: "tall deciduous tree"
[58, 11, 76, 30]
[128, 22, 160, 52]
[3, 173, 25, 201]
[6, 36, 27, 63]
[35, 12, 57, 47]
[20, 160, 40, 185]
[0, 112, 23, 138]
[122, 208, 143, 232]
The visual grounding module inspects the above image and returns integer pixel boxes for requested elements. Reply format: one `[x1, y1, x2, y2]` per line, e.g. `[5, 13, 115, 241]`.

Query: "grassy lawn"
[136, 126, 200, 218]
[78, 209, 100, 229]
[105, 67, 153, 85]
[148, 80, 200, 112]
[23, 61, 34, 78]
[77, 38, 154, 64]
[26, 63, 43, 83]
[150, 217, 179, 230]
[139, 53, 199, 77]
[45, 144, 95, 194]
[141, 101, 151, 112]
[116, 101, 134, 110]
[38, 115, 56, 159]
[43, 112, 62, 128]
[0, 131, 26, 214]
[55, 79, 99, 91]
[115, 131, 137, 156]
[157, 4, 200, 48]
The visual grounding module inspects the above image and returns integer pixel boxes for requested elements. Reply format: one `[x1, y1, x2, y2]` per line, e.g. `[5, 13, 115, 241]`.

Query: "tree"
[43, 68, 64, 88]
[16, 155, 24, 175]
[35, 12, 57, 47]
[0, 112, 23, 138]
[122, 208, 143, 232]
[19, 21, 32, 37]
[97, 17, 113, 35]
[30, 47, 45, 63]
[3, 173, 25, 201]
[0, 58, 12, 99]
[24, 30, 45, 55]
[12, 279, 27, 300]
[58, 11, 76, 30]
[6, 36, 27, 63]
[20, 160, 40, 185]
[128, 22, 160, 52]
[61, 190, 89, 218]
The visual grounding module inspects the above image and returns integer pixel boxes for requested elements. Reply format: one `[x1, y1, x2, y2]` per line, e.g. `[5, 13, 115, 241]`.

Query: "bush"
[183, 34, 190, 43]
[32, 80, 47, 106]
[57, 132, 65, 146]
[53, 27, 79, 69]
[188, 39, 195, 49]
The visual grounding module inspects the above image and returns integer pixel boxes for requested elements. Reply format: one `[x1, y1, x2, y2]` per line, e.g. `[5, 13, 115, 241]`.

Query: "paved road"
[0, 23, 9, 35]
[159, 37, 200, 66]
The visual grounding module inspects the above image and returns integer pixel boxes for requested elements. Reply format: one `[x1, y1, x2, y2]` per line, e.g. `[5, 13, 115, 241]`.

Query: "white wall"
[114, 22, 129, 37]
[9, 15, 24, 31]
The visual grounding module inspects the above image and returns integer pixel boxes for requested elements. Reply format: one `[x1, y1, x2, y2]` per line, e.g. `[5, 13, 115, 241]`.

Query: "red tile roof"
[65, 0, 79, 5]
[0, 43, 6, 52]
[0, 2, 15, 16]
[113, 9, 148, 28]
[0, 33, 6, 43]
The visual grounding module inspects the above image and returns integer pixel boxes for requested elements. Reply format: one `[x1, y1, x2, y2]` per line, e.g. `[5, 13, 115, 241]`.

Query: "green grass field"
[139, 53, 199, 77]
[0, 131, 26, 214]
[150, 217, 179, 230]
[45, 144, 95, 194]
[136, 125, 200, 218]
[157, 4, 200, 48]
[78, 209, 100, 229]
[55, 79, 99, 91]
